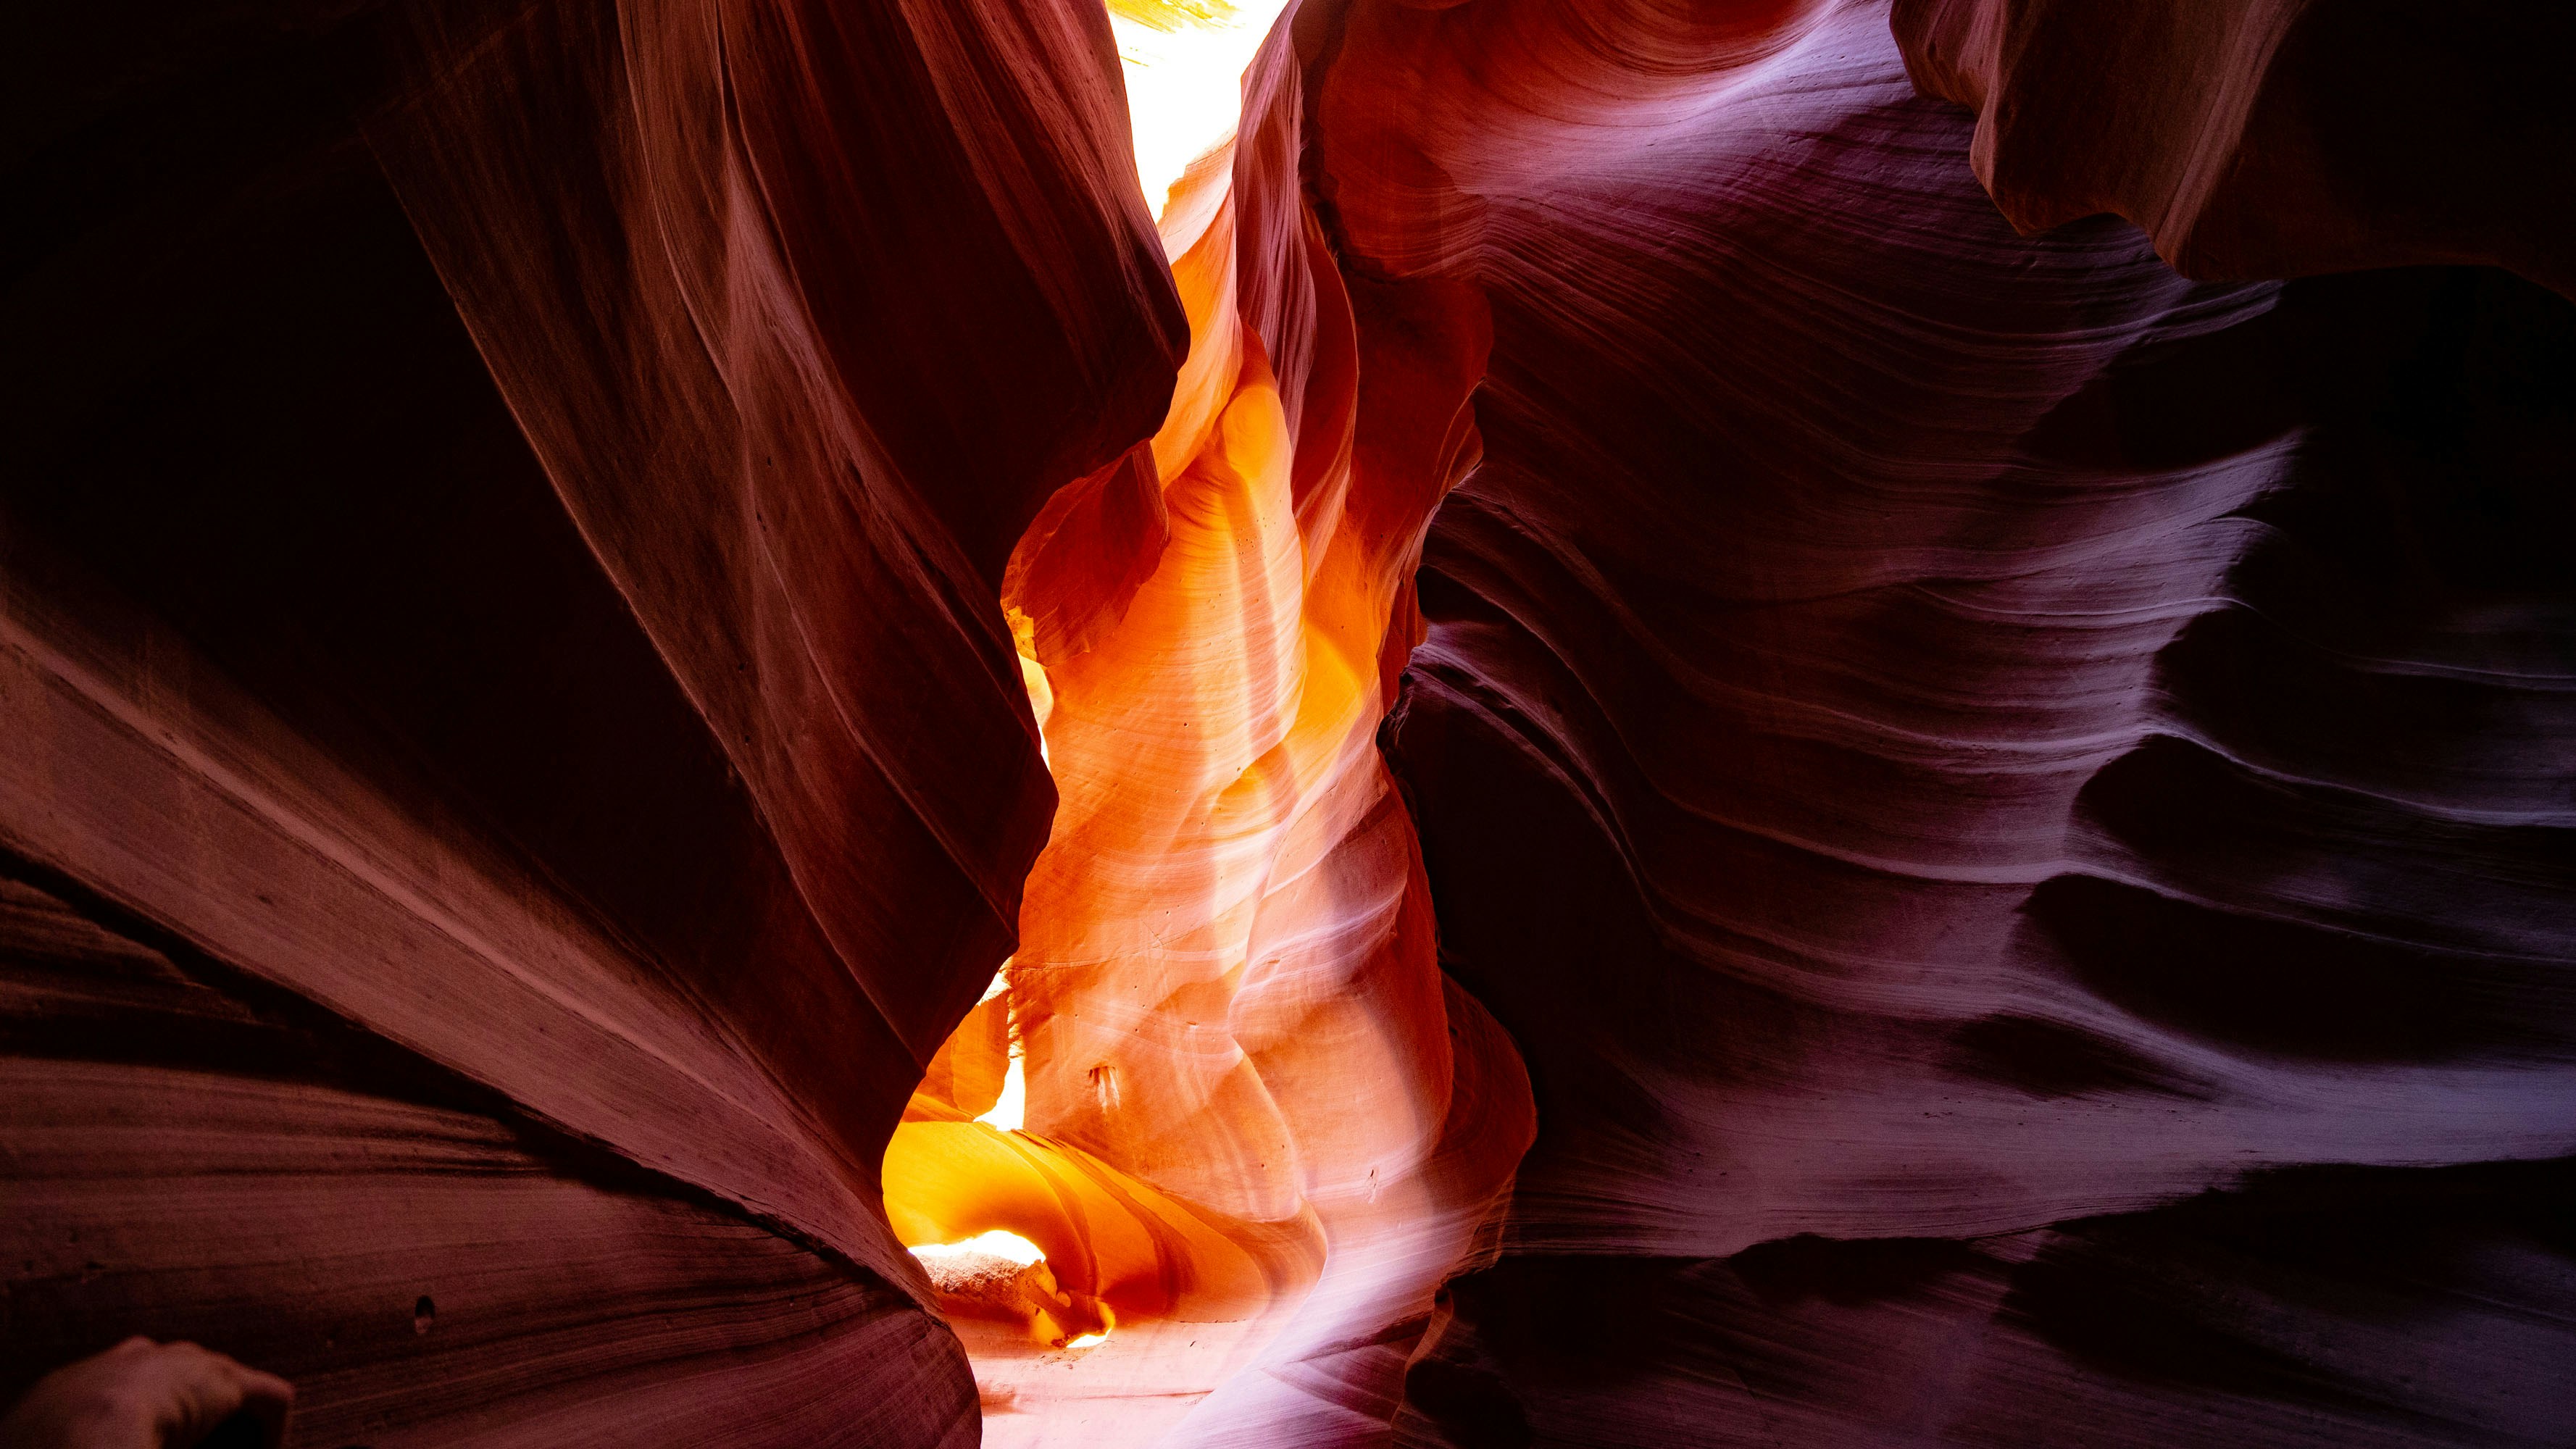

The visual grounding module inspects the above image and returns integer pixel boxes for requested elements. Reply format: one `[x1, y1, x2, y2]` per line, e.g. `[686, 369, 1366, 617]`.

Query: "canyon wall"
[1893, 0, 2576, 298]
[1311, 0, 2576, 1442]
[4, 0, 1174, 1441]
[6, 0, 2571, 1445]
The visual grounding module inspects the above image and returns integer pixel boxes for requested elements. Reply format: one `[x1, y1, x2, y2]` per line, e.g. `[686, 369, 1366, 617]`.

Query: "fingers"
[0, 1340, 293, 1449]
[143, 1344, 293, 1448]
[213, 1362, 291, 1446]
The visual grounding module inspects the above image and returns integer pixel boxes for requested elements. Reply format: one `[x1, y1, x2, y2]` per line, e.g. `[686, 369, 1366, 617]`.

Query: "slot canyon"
[3, 1, 2572, 1446]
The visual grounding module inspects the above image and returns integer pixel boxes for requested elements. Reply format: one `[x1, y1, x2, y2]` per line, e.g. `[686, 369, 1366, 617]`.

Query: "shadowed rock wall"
[1304, 0, 2576, 1440]
[3, 0, 1175, 1440]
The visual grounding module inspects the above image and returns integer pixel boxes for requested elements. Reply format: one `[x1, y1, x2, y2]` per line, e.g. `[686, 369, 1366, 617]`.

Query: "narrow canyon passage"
[4, 1, 2571, 1446]
[881, 5, 1532, 1438]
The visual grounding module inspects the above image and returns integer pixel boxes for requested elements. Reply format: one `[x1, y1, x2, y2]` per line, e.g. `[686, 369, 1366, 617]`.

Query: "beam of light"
[1010, 609, 1055, 767]
[1109, 0, 1294, 221]
[975, 1032, 1027, 1133]
[971, 961, 1026, 1134]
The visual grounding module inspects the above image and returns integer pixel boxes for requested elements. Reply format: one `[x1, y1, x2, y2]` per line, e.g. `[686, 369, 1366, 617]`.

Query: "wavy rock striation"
[1307, 0, 2576, 1440]
[1893, 0, 2576, 298]
[4, 0, 1175, 1440]
[6, 0, 2571, 1443]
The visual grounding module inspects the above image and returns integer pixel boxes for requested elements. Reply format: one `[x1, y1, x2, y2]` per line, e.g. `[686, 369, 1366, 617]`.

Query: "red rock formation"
[1310, 0, 2576, 1440]
[881, 12, 1531, 1440]
[6, 0, 1176, 1440]
[7, 0, 2572, 1444]
[1892, 0, 2576, 298]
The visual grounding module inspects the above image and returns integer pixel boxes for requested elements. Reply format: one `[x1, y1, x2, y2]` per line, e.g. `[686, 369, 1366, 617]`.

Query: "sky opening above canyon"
[1110, 0, 1292, 220]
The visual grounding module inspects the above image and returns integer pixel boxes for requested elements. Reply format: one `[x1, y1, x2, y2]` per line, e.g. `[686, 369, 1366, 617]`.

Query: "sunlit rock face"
[882, 7, 1532, 1440]
[7, 0, 2574, 1445]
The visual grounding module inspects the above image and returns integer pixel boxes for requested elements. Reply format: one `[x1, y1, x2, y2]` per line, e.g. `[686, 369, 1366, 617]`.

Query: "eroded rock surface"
[4, 0, 2569, 1445]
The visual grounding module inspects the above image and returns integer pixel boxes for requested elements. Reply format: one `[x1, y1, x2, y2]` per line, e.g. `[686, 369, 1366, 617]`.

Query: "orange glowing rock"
[907, 1231, 1115, 1348]
[881, 5, 1533, 1437]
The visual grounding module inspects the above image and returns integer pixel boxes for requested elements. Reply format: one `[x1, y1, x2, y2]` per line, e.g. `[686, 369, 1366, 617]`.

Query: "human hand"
[0, 1339, 291, 1449]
